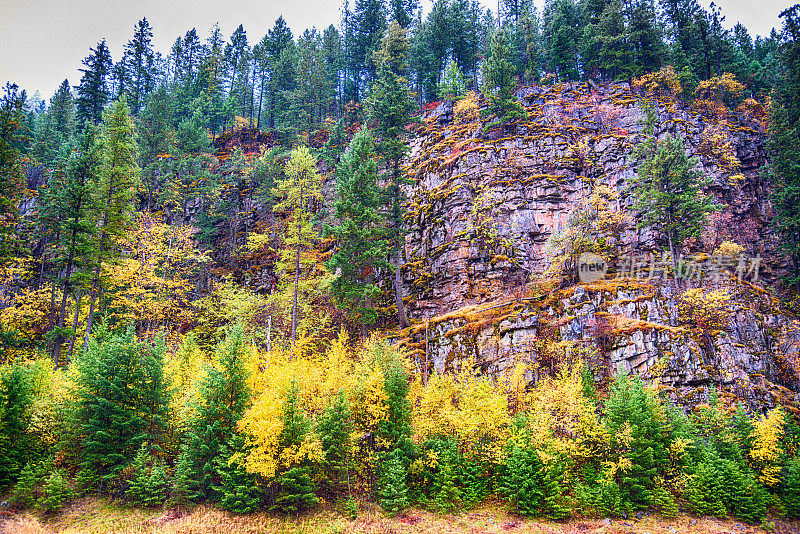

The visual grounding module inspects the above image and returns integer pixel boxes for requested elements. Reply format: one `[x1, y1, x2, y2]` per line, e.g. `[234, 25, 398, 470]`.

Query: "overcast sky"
[0, 0, 795, 101]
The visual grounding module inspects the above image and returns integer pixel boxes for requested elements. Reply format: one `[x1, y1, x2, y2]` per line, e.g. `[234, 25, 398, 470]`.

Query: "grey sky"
[0, 0, 795, 100]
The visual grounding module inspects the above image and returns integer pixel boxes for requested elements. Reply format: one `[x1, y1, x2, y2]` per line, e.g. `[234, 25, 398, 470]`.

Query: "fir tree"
[271, 383, 319, 514]
[183, 323, 251, 501]
[0, 363, 32, 488]
[603, 375, 671, 513]
[630, 102, 720, 281]
[75, 40, 113, 126]
[318, 391, 353, 497]
[481, 29, 526, 130]
[498, 446, 568, 519]
[368, 20, 416, 328]
[12, 462, 37, 509]
[216, 435, 262, 513]
[379, 448, 409, 516]
[39, 469, 73, 514]
[74, 326, 169, 490]
[326, 128, 387, 325]
[84, 97, 139, 347]
[0, 83, 26, 260]
[769, 5, 800, 291]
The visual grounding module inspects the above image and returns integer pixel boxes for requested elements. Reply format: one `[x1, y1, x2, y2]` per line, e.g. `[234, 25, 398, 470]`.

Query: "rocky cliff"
[398, 81, 799, 412]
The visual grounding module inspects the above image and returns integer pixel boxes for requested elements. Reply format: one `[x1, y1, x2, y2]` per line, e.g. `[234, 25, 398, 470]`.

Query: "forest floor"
[1, 498, 799, 534]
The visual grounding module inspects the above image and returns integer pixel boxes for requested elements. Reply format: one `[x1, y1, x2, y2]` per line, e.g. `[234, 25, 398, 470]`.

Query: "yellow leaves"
[0, 286, 53, 344]
[410, 360, 510, 462]
[750, 407, 785, 487]
[678, 288, 731, 335]
[240, 330, 359, 479]
[713, 240, 744, 257]
[632, 66, 683, 100]
[454, 91, 479, 125]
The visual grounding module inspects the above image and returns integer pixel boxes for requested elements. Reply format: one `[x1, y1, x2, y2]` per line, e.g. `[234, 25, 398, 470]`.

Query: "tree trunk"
[66, 288, 83, 363]
[394, 247, 410, 328]
[290, 214, 301, 351]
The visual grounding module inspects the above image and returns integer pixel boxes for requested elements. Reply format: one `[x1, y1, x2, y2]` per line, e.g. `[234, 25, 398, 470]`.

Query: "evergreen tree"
[438, 59, 467, 100]
[603, 375, 673, 514]
[481, 28, 527, 130]
[84, 97, 139, 347]
[74, 327, 169, 490]
[351, 0, 388, 99]
[75, 40, 113, 126]
[630, 103, 719, 281]
[39, 469, 73, 514]
[369, 20, 415, 328]
[183, 323, 251, 501]
[326, 128, 387, 324]
[0, 363, 32, 488]
[271, 383, 319, 514]
[216, 434, 262, 513]
[46, 125, 101, 367]
[317, 391, 353, 497]
[122, 18, 158, 114]
[498, 446, 568, 519]
[770, 5, 800, 292]
[0, 83, 26, 261]
[126, 443, 168, 507]
[264, 17, 296, 129]
[379, 448, 409, 515]
[12, 462, 37, 508]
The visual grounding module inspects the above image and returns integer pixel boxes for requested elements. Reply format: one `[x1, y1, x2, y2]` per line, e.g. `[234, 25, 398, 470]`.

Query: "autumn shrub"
[678, 288, 731, 335]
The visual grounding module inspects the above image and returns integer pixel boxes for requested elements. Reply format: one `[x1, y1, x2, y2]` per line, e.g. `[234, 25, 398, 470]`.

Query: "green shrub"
[379, 448, 409, 516]
[498, 447, 568, 520]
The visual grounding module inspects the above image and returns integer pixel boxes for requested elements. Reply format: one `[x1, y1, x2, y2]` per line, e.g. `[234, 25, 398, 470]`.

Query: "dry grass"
[2, 498, 797, 534]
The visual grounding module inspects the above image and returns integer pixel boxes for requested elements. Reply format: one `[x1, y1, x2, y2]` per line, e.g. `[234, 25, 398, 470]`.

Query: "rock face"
[401, 81, 772, 320]
[399, 82, 798, 411]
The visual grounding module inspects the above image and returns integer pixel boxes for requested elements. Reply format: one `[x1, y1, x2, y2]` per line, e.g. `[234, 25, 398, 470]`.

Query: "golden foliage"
[678, 288, 731, 335]
[410, 359, 510, 462]
[749, 407, 785, 487]
[633, 66, 682, 100]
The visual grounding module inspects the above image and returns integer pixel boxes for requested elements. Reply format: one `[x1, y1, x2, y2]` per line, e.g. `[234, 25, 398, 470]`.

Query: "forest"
[2, 0, 800, 531]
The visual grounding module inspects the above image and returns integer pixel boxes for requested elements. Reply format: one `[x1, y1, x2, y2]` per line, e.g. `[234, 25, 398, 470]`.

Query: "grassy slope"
[2, 498, 798, 534]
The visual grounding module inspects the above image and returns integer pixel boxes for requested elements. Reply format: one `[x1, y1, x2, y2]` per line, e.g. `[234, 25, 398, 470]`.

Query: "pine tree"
[326, 128, 387, 324]
[368, 20, 416, 328]
[75, 40, 113, 126]
[0, 83, 26, 261]
[481, 29, 527, 130]
[630, 102, 719, 281]
[770, 5, 800, 292]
